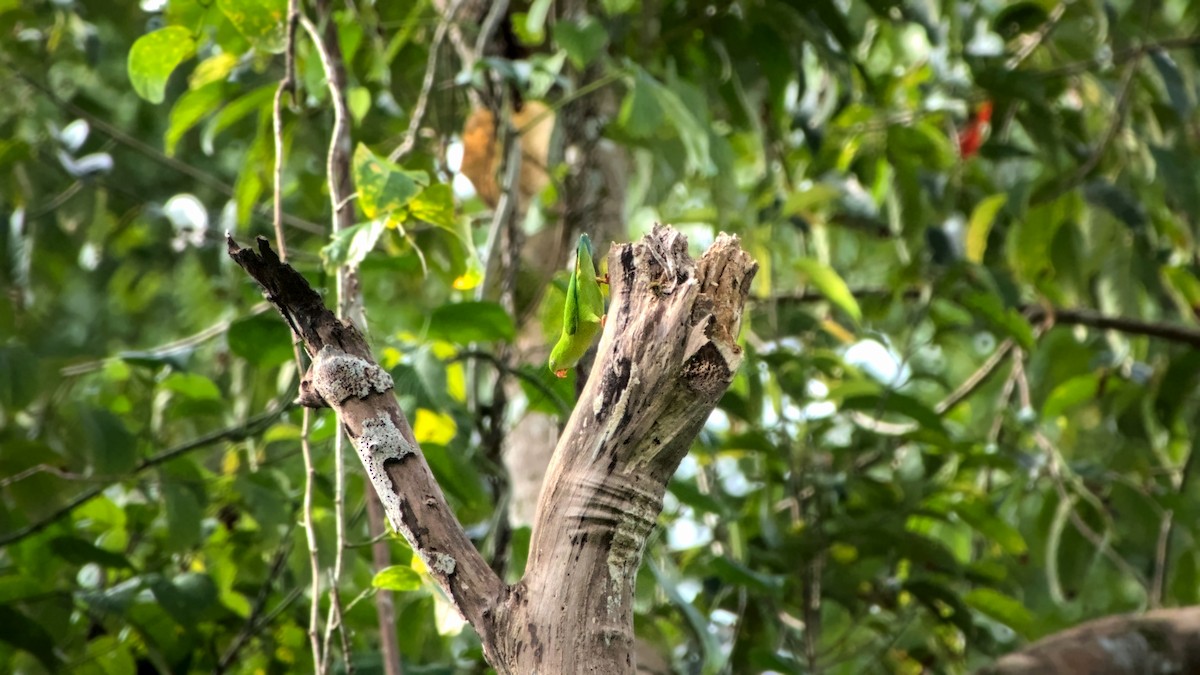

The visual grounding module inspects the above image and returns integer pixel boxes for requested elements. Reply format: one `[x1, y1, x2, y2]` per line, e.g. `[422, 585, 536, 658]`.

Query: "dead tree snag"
[227, 223, 756, 673]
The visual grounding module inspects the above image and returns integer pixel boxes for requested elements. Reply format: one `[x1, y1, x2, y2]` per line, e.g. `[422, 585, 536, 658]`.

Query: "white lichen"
[353, 412, 416, 534]
[431, 552, 457, 576]
[312, 345, 394, 404]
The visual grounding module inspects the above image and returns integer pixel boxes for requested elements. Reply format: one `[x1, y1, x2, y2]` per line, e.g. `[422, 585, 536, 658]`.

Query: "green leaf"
[1150, 49, 1193, 119]
[128, 26, 197, 104]
[1083, 181, 1146, 230]
[0, 605, 60, 670]
[640, 70, 710, 175]
[794, 258, 862, 324]
[1042, 373, 1099, 419]
[952, 501, 1027, 555]
[160, 372, 222, 400]
[348, 86, 371, 124]
[372, 565, 422, 592]
[147, 573, 216, 625]
[837, 389, 945, 432]
[1007, 194, 1074, 285]
[162, 480, 203, 551]
[0, 343, 39, 412]
[427, 302, 515, 344]
[49, 536, 134, 569]
[553, 15, 608, 69]
[408, 183, 457, 231]
[708, 557, 785, 595]
[321, 220, 385, 270]
[524, 0, 553, 42]
[227, 313, 293, 368]
[200, 84, 275, 155]
[617, 72, 663, 139]
[165, 83, 225, 156]
[78, 578, 142, 617]
[353, 144, 427, 220]
[964, 588, 1034, 638]
[965, 194, 1007, 264]
[0, 577, 47, 606]
[960, 292, 1035, 351]
[217, 0, 287, 53]
[76, 407, 137, 475]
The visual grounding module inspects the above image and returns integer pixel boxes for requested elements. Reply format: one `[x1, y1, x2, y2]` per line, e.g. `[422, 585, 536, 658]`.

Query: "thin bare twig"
[1018, 360, 1147, 590]
[770, 290, 1200, 349]
[1006, 1, 1070, 70]
[271, 6, 325, 670]
[59, 303, 270, 377]
[302, 7, 357, 671]
[272, 0, 300, 261]
[1151, 511, 1172, 609]
[935, 338, 1014, 415]
[1033, 34, 1200, 79]
[1043, 56, 1141, 202]
[215, 524, 297, 673]
[389, 0, 463, 163]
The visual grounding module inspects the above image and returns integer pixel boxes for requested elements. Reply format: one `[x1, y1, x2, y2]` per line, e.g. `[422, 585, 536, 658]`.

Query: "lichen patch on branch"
[311, 345, 395, 404]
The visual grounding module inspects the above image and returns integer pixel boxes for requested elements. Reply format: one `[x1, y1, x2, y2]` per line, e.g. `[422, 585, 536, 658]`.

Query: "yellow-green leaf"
[408, 183, 456, 230]
[128, 27, 197, 104]
[217, 0, 287, 53]
[372, 565, 421, 592]
[794, 258, 861, 324]
[413, 408, 457, 446]
[352, 144, 427, 220]
[966, 194, 1007, 264]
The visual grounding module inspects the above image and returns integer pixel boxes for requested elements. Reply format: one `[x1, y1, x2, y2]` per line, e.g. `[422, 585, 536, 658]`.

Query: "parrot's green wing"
[548, 234, 606, 377]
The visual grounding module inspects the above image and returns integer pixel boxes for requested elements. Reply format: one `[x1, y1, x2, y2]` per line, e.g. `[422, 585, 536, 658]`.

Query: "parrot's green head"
[578, 233, 594, 260]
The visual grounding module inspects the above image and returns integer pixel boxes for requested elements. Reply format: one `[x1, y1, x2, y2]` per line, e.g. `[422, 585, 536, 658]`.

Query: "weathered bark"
[225, 236, 508, 663]
[493, 226, 757, 672]
[982, 607, 1200, 674]
[227, 224, 756, 673]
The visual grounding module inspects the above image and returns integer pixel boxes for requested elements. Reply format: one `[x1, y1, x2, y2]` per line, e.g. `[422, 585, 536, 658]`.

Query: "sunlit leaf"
[554, 15, 608, 69]
[373, 565, 422, 592]
[794, 258, 862, 324]
[413, 408, 457, 446]
[408, 183, 457, 231]
[964, 588, 1034, 638]
[217, 0, 287, 53]
[128, 26, 197, 104]
[353, 144, 427, 220]
[321, 219, 385, 270]
[966, 194, 1007, 264]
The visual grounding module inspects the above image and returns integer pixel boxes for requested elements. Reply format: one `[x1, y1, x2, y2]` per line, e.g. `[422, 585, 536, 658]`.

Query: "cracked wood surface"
[496, 225, 757, 673]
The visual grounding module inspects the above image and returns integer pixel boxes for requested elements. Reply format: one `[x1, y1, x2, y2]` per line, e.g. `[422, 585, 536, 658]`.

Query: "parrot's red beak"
[554, 369, 568, 378]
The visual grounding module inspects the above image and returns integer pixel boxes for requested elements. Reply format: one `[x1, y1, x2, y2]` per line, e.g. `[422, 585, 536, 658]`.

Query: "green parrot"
[548, 234, 606, 378]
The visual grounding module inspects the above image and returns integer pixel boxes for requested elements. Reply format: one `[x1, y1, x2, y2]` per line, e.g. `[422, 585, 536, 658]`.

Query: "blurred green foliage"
[4, 0, 1200, 672]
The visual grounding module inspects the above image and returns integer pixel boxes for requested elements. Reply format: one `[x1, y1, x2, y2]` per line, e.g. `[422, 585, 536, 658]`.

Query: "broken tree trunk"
[226, 224, 756, 673]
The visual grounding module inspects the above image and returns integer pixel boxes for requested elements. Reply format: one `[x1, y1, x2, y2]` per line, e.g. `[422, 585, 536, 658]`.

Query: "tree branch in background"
[767, 290, 1200, 348]
[388, 0, 462, 163]
[0, 397, 292, 548]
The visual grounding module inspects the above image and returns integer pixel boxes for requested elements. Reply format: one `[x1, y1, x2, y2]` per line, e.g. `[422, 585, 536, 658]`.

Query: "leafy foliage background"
[3, 0, 1200, 673]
